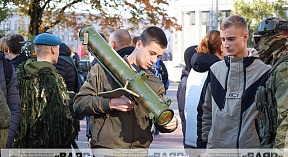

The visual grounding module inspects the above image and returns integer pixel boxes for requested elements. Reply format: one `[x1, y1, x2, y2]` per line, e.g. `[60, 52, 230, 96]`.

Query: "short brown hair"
[132, 36, 139, 46]
[138, 26, 167, 49]
[220, 15, 248, 33]
[111, 29, 131, 48]
[7, 34, 24, 55]
[34, 44, 50, 57]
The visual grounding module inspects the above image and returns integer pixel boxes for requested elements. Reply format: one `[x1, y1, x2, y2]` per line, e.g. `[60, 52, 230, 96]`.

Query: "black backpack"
[58, 56, 83, 93]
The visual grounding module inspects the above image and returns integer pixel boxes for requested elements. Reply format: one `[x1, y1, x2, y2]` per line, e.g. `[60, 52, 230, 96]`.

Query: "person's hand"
[109, 96, 135, 112]
[88, 138, 92, 148]
[163, 116, 177, 130]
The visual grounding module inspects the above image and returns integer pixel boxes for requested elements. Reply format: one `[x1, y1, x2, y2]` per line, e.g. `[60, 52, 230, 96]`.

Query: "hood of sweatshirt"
[117, 46, 135, 57]
[59, 43, 71, 56]
[20, 59, 55, 78]
[191, 53, 221, 72]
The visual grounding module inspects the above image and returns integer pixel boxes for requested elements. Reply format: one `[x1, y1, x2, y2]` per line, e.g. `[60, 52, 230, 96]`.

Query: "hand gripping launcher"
[79, 25, 174, 125]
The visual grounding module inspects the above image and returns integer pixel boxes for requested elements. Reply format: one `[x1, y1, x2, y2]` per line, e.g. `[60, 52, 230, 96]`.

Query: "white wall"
[171, 0, 234, 64]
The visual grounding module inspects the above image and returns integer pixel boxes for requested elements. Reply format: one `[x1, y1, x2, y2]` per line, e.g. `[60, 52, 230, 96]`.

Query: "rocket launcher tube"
[79, 25, 174, 125]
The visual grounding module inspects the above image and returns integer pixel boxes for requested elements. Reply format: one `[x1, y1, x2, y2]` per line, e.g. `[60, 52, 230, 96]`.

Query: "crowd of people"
[0, 14, 288, 155]
[0, 25, 174, 150]
[176, 15, 288, 152]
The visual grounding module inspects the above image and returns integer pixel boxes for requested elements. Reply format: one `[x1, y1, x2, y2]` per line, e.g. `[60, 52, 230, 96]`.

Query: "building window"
[68, 36, 73, 42]
[60, 35, 64, 41]
[285, 9, 288, 18]
[190, 11, 195, 25]
[219, 10, 231, 21]
[201, 11, 209, 25]
[4, 23, 10, 30]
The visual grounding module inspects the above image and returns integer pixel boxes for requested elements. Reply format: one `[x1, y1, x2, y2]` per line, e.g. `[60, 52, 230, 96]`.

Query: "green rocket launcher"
[79, 25, 174, 125]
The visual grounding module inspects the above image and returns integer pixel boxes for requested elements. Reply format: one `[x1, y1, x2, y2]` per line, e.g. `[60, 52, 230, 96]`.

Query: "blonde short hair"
[220, 15, 248, 34]
[34, 44, 51, 57]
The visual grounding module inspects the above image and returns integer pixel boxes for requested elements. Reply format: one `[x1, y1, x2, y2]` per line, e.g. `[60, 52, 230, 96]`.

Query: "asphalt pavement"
[149, 82, 184, 149]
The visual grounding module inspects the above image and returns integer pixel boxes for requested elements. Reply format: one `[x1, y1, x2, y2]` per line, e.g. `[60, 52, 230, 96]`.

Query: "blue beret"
[33, 33, 62, 46]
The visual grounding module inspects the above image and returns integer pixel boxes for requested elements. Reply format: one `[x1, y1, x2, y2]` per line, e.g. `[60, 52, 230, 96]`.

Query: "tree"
[0, 0, 12, 37]
[0, 3, 10, 22]
[233, 0, 287, 47]
[8, 0, 182, 37]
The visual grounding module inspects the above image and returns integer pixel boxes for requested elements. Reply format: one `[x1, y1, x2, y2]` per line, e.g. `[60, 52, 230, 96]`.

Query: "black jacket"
[54, 43, 78, 92]
[117, 46, 135, 57]
[176, 67, 189, 145]
[11, 54, 27, 69]
[191, 53, 221, 73]
[158, 59, 169, 88]
[72, 52, 80, 70]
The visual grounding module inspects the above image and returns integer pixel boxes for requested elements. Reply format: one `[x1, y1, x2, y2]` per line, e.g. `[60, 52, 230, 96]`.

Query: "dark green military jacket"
[74, 57, 175, 149]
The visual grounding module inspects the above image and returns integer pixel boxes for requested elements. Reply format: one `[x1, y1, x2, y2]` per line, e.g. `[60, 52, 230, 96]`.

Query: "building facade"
[170, 0, 234, 65]
[171, 0, 288, 65]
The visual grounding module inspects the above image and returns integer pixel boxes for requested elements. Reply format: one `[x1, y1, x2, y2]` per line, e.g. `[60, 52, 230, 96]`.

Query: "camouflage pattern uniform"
[0, 87, 11, 150]
[254, 18, 288, 149]
[14, 59, 79, 148]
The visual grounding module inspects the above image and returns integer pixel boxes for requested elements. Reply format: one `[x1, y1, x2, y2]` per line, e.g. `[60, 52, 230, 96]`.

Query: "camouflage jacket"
[255, 33, 288, 149]
[272, 56, 288, 149]
[14, 59, 79, 148]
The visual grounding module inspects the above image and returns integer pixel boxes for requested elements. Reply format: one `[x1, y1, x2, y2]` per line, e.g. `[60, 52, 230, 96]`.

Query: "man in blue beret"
[13, 33, 80, 148]
[33, 33, 62, 64]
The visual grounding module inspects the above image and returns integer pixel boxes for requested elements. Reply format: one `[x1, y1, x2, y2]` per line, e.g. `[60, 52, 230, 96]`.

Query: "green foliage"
[7, 0, 181, 37]
[0, 8, 10, 23]
[233, 0, 288, 47]
[0, 0, 12, 36]
[0, 0, 11, 22]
